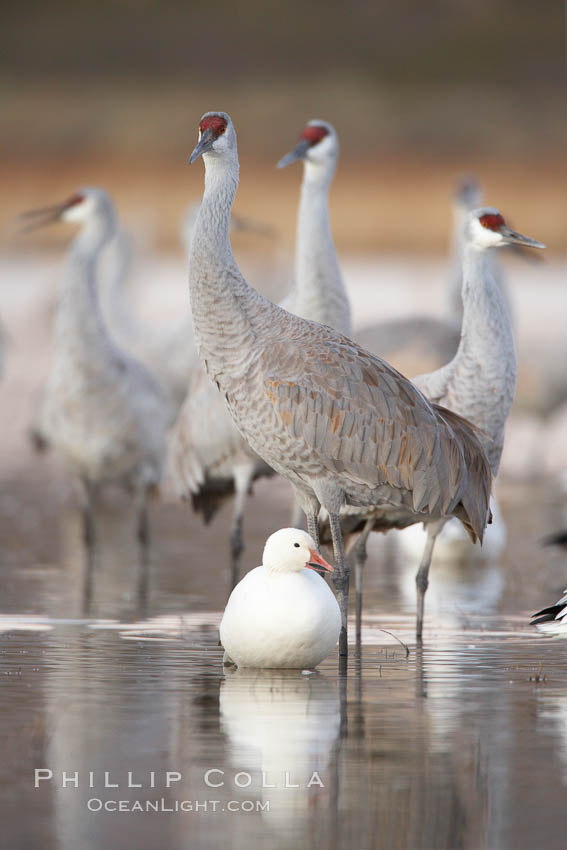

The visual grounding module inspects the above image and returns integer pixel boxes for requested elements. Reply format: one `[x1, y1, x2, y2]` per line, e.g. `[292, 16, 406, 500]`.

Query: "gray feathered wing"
[257, 334, 490, 540]
[171, 368, 272, 522]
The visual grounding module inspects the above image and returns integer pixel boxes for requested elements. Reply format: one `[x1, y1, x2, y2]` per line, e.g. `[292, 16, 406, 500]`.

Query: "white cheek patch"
[64, 206, 83, 222]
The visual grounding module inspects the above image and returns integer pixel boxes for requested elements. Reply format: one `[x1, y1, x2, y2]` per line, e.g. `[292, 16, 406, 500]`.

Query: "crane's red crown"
[479, 212, 505, 232]
[300, 125, 329, 146]
[65, 193, 85, 208]
[199, 115, 227, 138]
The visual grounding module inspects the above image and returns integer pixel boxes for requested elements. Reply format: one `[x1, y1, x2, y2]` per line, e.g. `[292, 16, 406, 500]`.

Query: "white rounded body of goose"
[220, 529, 341, 669]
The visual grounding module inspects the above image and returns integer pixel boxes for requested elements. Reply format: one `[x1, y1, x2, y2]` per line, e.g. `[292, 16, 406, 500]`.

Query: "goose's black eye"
[294, 543, 300, 548]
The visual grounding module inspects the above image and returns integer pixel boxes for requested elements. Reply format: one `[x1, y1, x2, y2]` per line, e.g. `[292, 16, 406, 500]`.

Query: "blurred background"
[2, 0, 567, 250]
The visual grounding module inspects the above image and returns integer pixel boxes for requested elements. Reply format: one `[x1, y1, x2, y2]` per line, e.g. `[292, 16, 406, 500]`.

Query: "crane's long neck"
[288, 164, 351, 336]
[454, 244, 517, 472]
[460, 246, 514, 355]
[189, 153, 265, 384]
[97, 228, 139, 342]
[54, 218, 115, 367]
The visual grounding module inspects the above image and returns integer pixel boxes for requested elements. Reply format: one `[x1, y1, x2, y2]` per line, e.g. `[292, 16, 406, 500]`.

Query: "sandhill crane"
[186, 111, 492, 662]
[413, 208, 543, 471]
[170, 119, 352, 588]
[22, 188, 169, 559]
[220, 527, 340, 668]
[366, 179, 509, 576]
[30, 223, 154, 450]
[340, 207, 544, 642]
[391, 181, 503, 579]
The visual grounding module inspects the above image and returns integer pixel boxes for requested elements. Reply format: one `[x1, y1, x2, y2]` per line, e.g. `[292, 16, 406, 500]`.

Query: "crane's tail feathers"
[191, 478, 236, 525]
[190, 462, 276, 524]
[433, 403, 492, 544]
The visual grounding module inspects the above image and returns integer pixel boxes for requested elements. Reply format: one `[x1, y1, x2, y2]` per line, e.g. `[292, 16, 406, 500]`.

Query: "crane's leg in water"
[352, 516, 375, 649]
[229, 466, 254, 591]
[329, 513, 349, 668]
[229, 509, 244, 591]
[81, 480, 96, 615]
[82, 482, 95, 552]
[415, 520, 444, 644]
[137, 493, 150, 549]
[136, 488, 152, 615]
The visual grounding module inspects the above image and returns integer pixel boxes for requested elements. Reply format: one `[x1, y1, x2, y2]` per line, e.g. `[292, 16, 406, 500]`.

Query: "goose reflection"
[219, 669, 340, 830]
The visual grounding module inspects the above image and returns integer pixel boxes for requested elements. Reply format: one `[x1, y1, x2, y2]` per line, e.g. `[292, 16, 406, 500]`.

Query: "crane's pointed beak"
[500, 226, 545, 250]
[189, 129, 214, 164]
[505, 242, 545, 264]
[277, 139, 311, 169]
[306, 549, 334, 573]
[17, 202, 68, 233]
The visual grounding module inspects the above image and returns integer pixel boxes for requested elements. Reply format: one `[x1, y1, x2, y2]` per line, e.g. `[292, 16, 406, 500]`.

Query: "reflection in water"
[396, 548, 505, 629]
[4, 625, 567, 849]
[219, 669, 340, 834]
[538, 690, 567, 782]
[57, 499, 156, 620]
[339, 648, 490, 850]
[4, 471, 567, 848]
[44, 633, 179, 850]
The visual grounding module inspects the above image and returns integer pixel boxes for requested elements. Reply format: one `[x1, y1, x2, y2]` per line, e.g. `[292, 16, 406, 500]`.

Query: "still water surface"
[1, 473, 567, 849]
[3, 617, 567, 849]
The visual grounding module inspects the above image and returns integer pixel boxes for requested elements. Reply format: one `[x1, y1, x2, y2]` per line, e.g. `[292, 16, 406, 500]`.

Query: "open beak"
[18, 202, 68, 233]
[500, 226, 545, 250]
[189, 129, 214, 164]
[277, 139, 311, 169]
[306, 548, 334, 573]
